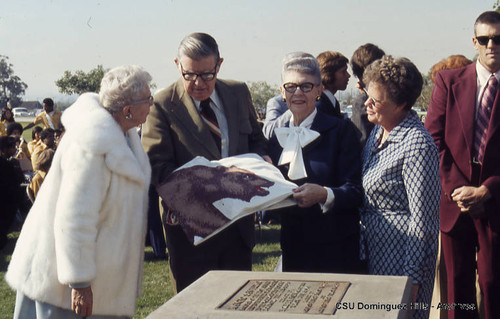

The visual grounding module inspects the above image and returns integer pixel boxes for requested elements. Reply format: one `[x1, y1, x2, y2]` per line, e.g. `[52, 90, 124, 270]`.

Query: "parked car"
[412, 106, 427, 123]
[342, 105, 353, 119]
[13, 107, 31, 118]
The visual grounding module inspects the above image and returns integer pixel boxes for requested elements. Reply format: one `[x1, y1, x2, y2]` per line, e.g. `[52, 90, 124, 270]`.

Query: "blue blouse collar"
[374, 110, 421, 146]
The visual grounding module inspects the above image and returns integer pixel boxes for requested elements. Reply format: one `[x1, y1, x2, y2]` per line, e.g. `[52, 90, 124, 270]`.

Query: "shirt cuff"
[320, 187, 335, 213]
[69, 282, 91, 289]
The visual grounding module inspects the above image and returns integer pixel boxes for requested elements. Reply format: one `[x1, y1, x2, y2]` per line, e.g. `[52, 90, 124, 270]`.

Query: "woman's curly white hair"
[99, 65, 152, 114]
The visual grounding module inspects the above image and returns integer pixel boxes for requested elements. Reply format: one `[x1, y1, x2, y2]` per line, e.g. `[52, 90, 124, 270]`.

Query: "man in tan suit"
[141, 32, 268, 293]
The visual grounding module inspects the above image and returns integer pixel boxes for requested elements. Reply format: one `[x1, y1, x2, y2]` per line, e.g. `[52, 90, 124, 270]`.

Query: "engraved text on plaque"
[218, 279, 350, 315]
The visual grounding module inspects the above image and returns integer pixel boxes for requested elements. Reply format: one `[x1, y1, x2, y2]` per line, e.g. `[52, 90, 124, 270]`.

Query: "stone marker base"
[146, 270, 413, 319]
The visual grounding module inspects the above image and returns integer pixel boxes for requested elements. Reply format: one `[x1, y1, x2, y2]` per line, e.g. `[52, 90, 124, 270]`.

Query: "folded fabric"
[157, 153, 297, 245]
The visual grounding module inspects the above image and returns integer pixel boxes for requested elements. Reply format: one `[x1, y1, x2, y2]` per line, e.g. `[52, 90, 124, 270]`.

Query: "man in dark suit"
[316, 51, 350, 118]
[141, 33, 268, 293]
[262, 51, 350, 139]
[425, 11, 500, 319]
[350, 43, 385, 147]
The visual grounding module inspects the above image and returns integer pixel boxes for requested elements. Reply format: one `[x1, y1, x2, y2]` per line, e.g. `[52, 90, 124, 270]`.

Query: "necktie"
[335, 99, 342, 117]
[199, 99, 221, 152]
[475, 75, 498, 164]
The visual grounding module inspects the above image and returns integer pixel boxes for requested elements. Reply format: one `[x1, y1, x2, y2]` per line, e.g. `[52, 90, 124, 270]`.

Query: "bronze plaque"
[217, 279, 350, 315]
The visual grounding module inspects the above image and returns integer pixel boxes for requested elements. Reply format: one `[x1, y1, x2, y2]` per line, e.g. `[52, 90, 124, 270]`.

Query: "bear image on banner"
[162, 165, 274, 238]
[157, 154, 297, 245]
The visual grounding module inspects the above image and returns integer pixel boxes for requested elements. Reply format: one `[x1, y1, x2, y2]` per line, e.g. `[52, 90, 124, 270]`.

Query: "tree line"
[0, 55, 475, 115]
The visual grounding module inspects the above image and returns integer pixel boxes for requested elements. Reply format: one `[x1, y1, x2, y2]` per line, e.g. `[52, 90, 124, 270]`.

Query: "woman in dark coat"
[266, 52, 363, 273]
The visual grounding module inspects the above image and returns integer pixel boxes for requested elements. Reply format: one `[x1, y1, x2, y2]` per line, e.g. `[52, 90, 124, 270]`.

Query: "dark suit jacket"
[350, 92, 374, 147]
[425, 63, 500, 232]
[262, 94, 290, 139]
[267, 110, 363, 270]
[141, 78, 267, 247]
[317, 92, 343, 119]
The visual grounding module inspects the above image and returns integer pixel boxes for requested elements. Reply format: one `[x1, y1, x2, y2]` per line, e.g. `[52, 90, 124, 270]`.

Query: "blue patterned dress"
[360, 111, 440, 319]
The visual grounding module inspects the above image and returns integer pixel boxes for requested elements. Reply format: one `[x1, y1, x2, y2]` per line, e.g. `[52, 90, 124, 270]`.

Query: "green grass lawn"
[15, 120, 34, 143]
[0, 224, 281, 319]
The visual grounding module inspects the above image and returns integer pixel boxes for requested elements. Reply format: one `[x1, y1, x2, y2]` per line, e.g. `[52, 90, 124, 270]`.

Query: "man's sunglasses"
[476, 35, 500, 46]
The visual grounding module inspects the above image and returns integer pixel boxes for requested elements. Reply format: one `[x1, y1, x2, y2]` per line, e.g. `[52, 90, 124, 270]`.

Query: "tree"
[55, 65, 107, 95]
[0, 55, 28, 108]
[416, 73, 433, 111]
[247, 81, 280, 120]
[495, 0, 500, 11]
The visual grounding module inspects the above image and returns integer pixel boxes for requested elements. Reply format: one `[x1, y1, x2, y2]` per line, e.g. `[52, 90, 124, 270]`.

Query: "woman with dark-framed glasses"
[266, 52, 363, 273]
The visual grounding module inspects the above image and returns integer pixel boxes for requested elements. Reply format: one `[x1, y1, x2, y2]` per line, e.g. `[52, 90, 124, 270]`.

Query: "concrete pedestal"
[146, 270, 413, 319]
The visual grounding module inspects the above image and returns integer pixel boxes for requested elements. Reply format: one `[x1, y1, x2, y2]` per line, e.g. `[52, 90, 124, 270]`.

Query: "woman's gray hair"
[99, 65, 152, 114]
[177, 32, 220, 61]
[281, 52, 321, 85]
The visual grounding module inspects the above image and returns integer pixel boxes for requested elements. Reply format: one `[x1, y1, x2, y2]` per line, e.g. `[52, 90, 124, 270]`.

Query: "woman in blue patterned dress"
[360, 56, 441, 319]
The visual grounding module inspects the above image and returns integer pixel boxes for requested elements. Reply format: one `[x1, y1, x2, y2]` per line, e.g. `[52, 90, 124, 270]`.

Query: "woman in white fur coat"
[6, 65, 153, 319]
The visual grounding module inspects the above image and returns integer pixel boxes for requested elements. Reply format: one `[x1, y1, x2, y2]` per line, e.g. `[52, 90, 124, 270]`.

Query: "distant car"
[342, 105, 353, 119]
[412, 106, 427, 123]
[13, 107, 31, 118]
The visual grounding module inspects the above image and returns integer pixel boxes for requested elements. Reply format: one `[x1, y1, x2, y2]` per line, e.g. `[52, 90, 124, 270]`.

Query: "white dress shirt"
[193, 90, 229, 158]
[323, 89, 338, 108]
[475, 61, 500, 119]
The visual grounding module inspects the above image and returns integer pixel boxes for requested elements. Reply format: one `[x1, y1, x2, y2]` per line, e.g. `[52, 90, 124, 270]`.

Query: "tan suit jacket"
[141, 78, 267, 248]
[33, 110, 63, 130]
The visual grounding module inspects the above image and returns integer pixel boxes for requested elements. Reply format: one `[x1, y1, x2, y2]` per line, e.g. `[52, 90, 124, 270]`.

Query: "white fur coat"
[6, 93, 151, 317]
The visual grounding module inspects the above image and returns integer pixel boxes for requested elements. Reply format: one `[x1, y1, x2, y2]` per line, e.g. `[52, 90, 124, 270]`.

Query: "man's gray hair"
[177, 32, 220, 61]
[99, 65, 152, 114]
[281, 52, 321, 85]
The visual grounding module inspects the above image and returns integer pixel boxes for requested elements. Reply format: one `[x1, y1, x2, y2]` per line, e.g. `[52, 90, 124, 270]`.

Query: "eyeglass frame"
[282, 82, 317, 93]
[475, 35, 500, 46]
[363, 87, 385, 106]
[130, 95, 153, 105]
[179, 61, 219, 82]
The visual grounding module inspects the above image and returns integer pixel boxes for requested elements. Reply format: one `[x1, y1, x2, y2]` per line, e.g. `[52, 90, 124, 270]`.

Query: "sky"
[1, 0, 495, 102]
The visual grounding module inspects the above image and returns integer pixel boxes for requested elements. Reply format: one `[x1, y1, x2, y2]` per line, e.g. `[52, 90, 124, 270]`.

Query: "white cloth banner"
[157, 153, 297, 245]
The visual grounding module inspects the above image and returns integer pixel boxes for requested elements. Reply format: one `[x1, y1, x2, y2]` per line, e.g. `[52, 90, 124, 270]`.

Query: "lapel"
[302, 110, 337, 153]
[168, 79, 220, 159]
[215, 80, 240, 156]
[485, 80, 500, 155]
[105, 128, 150, 187]
[317, 92, 342, 118]
[451, 64, 477, 156]
[67, 93, 150, 186]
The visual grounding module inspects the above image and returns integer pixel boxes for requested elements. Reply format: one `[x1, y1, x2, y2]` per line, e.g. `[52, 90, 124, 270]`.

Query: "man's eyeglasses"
[180, 63, 218, 82]
[476, 35, 500, 46]
[131, 95, 153, 105]
[283, 82, 316, 93]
